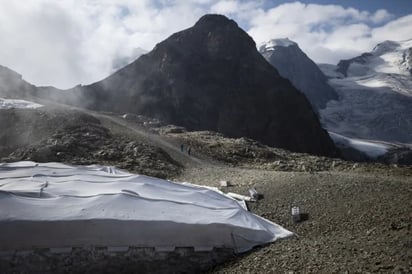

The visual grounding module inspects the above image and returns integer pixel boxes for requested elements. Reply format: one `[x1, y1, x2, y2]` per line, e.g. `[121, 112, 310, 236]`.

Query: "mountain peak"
[372, 40, 400, 55]
[152, 13, 256, 61]
[336, 39, 412, 78]
[259, 38, 297, 52]
[259, 38, 338, 110]
[194, 14, 238, 29]
[59, 15, 338, 157]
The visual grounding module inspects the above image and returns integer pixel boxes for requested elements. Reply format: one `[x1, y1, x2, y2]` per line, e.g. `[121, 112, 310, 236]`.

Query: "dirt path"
[97, 114, 206, 168]
[34, 98, 211, 169]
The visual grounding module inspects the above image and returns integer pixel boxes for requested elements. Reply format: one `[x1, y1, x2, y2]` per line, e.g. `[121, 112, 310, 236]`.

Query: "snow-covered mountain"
[319, 39, 412, 145]
[259, 38, 338, 110]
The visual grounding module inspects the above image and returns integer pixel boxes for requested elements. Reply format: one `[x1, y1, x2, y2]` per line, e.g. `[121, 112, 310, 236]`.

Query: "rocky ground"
[0, 107, 181, 178]
[1, 107, 411, 273]
[176, 167, 411, 273]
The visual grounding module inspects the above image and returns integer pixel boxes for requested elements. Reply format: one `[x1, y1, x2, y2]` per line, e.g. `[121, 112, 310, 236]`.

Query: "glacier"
[319, 39, 412, 145]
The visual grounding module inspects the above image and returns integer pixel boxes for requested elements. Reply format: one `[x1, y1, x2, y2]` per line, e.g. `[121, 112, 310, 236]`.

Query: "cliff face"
[0, 65, 37, 99]
[66, 14, 338, 156]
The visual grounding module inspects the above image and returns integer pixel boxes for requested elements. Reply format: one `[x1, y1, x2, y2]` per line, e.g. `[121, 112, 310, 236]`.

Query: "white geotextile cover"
[0, 162, 293, 253]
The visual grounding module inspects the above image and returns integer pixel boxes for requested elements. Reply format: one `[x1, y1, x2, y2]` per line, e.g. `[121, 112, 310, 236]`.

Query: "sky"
[0, 0, 411, 89]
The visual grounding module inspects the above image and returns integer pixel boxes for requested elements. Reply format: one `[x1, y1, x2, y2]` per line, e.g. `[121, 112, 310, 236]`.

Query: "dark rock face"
[0, 65, 67, 105]
[336, 53, 373, 77]
[0, 65, 37, 99]
[405, 48, 412, 74]
[259, 40, 338, 109]
[63, 14, 338, 157]
[378, 147, 412, 165]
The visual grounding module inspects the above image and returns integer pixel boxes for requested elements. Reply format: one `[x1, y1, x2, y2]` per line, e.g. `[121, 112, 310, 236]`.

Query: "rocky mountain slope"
[319, 39, 412, 145]
[0, 65, 37, 100]
[111, 47, 147, 72]
[0, 102, 411, 273]
[259, 38, 338, 110]
[0, 15, 410, 274]
[0, 107, 181, 178]
[54, 14, 337, 157]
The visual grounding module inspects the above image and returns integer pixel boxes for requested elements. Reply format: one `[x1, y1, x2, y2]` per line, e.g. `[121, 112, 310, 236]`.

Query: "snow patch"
[329, 132, 389, 158]
[0, 98, 43, 109]
[259, 38, 297, 52]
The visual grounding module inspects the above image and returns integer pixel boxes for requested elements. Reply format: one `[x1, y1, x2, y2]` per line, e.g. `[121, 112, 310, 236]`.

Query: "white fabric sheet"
[0, 162, 293, 253]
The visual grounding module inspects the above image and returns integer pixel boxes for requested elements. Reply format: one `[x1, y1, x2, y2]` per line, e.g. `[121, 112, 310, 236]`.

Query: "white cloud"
[246, 2, 410, 64]
[371, 9, 393, 24]
[0, 0, 206, 88]
[0, 1, 87, 88]
[0, 0, 410, 88]
[210, 0, 239, 14]
[371, 14, 412, 42]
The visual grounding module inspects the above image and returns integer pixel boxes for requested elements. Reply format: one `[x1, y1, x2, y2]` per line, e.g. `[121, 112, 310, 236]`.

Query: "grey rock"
[259, 39, 338, 110]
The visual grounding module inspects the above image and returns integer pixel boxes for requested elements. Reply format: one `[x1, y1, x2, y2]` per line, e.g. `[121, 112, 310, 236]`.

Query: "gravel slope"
[176, 167, 411, 273]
